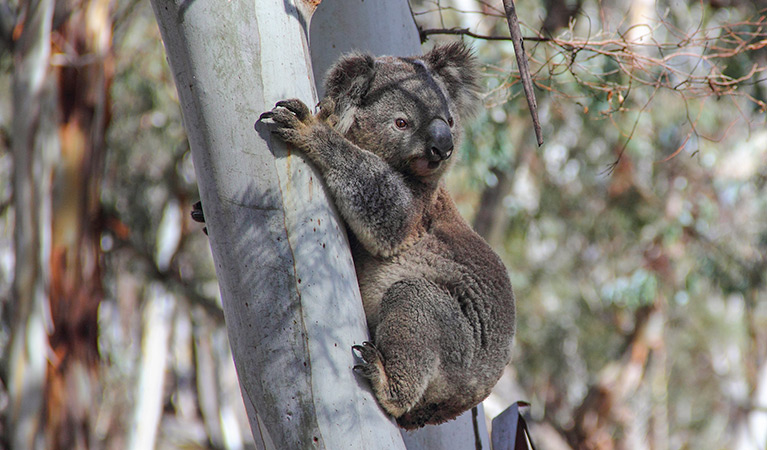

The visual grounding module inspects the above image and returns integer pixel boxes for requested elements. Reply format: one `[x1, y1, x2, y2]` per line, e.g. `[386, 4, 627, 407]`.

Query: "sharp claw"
[275, 99, 310, 120]
[191, 201, 204, 221]
[259, 111, 274, 121]
[191, 209, 205, 223]
[352, 341, 382, 366]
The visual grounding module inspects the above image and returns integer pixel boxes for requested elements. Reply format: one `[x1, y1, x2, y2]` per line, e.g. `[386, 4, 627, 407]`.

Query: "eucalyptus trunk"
[150, 0, 491, 447]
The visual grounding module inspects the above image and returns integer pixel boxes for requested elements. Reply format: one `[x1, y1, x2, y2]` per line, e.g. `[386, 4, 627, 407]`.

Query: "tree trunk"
[127, 285, 174, 450]
[150, 0, 406, 448]
[152, 0, 494, 447]
[45, 1, 114, 448]
[6, 0, 56, 447]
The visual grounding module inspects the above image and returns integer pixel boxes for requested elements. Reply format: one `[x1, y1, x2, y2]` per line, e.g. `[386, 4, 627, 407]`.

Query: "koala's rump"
[354, 206, 515, 425]
[355, 210, 514, 346]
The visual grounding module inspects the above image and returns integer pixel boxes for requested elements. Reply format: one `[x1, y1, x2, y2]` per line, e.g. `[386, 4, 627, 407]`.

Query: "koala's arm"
[261, 99, 419, 257]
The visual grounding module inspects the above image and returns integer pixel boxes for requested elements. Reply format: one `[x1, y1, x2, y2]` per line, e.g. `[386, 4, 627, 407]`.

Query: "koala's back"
[354, 187, 515, 428]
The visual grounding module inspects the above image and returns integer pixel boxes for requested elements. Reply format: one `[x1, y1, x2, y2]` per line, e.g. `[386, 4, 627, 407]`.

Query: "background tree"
[3, 0, 113, 448]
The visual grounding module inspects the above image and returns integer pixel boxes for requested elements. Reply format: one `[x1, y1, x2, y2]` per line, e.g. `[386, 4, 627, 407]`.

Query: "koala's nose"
[427, 119, 454, 161]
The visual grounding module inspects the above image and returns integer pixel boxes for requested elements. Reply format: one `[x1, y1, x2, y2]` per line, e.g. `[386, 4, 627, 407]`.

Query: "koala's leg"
[355, 279, 473, 419]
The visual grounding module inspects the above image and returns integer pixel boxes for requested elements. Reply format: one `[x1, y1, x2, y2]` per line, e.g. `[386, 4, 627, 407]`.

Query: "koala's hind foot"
[352, 341, 397, 411]
[355, 279, 483, 428]
[352, 341, 385, 379]
[354, 280, 466, 422]
[353, 339, 433, 419]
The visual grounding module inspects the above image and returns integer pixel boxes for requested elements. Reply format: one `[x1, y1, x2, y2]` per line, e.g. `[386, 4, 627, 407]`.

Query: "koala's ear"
[323, 52, 376, 105]
[424, 42, 481, 118]
[323, 52, 376, 133]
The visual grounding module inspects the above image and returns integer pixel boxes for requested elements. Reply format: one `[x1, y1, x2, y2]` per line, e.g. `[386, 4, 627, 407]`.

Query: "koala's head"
[323, 42, 480, 182]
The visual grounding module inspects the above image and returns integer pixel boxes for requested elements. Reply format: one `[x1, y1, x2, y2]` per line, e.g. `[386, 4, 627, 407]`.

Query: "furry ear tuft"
[323, 52, 376, 133]
[424, 42, 481, 118]
[323, 52, 376, 105]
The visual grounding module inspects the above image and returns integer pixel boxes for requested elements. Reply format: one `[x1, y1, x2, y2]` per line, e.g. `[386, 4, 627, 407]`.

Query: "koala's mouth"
[411, 157, 444, 176]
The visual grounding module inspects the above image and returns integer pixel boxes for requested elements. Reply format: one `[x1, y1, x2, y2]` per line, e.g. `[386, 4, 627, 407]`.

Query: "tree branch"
[419, 26, 551, 43]
[501, 0, 544, 146]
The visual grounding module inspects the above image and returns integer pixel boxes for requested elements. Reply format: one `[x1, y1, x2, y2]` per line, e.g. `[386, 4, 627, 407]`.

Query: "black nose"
[427, 119, 453, 161]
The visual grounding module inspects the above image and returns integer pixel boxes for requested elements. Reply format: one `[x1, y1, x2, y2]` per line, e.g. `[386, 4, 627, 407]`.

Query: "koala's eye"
[448, 117, 454, 127]
[395, 118, 409, 129]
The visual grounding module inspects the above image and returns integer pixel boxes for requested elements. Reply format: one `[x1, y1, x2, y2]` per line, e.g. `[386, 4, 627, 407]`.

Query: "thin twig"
[501, 0, 544, 146]
[420, 26, 550, 43]
[418, 9, 767, 159]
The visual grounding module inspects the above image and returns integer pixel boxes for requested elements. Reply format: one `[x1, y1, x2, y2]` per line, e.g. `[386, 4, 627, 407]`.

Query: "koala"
[260, 42, 516, 429]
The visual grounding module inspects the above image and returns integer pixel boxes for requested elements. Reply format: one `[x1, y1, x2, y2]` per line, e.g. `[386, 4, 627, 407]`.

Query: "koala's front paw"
[352, 341, 385, 380]
[258, 99, 315, 149]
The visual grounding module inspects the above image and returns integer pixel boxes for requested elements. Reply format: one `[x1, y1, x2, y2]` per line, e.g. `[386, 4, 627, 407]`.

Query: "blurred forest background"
[0, 0, 766, 449]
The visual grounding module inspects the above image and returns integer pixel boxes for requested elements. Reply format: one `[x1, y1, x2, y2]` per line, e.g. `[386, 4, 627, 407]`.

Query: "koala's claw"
[191, 201, 208, 235]
[260, 108, 301, 128]
[352, 341, 380, 361]
[352, 341, 383, 379]
[275, 99, 311, 121]
[258, 111, 274, 121]
[191, 201, 205, 223]
[259, 98, 310, 125]
[259, 98, 317, 147]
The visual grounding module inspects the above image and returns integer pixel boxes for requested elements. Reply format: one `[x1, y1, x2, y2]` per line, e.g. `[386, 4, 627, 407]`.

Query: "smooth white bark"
[150, 0, 404, 448]
[152, 0, 492, 447]
[309, 0, 421, 97]
[128, 286, 174, 450]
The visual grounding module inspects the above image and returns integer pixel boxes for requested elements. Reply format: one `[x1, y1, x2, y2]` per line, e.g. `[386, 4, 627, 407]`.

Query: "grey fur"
[260, 43, 515, 429]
